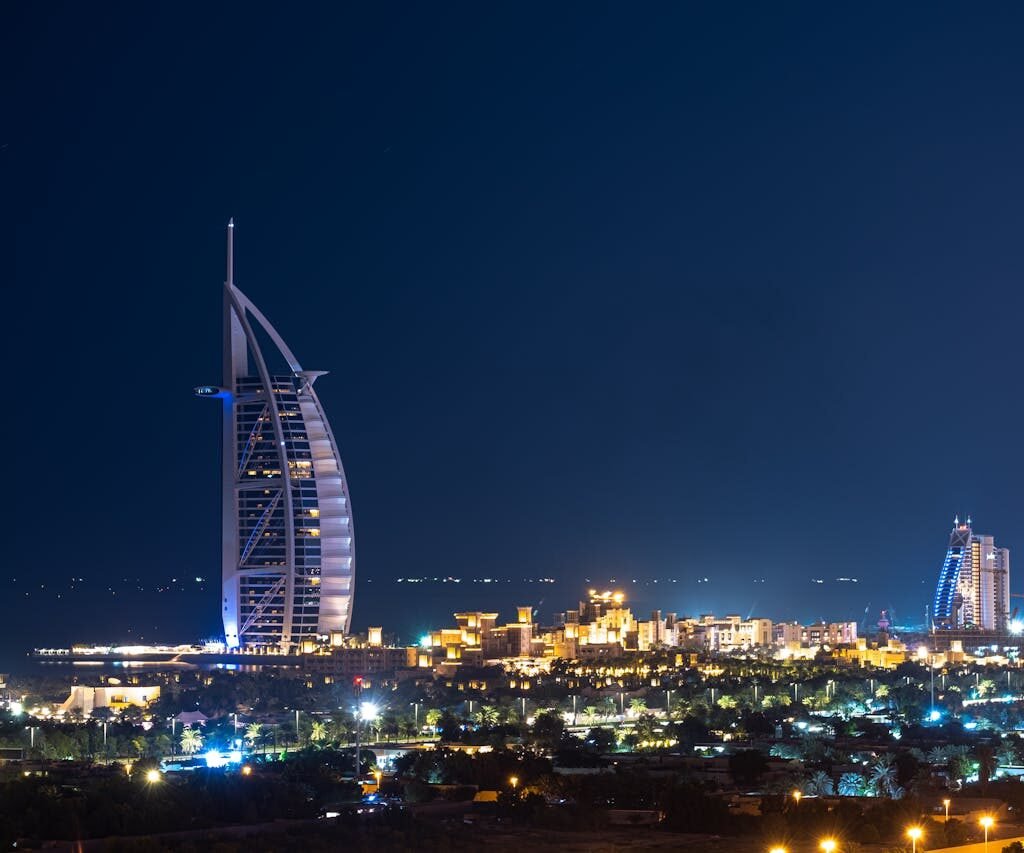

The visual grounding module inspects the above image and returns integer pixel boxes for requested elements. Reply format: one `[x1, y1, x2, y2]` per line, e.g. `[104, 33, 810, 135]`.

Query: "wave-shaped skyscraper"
[933, 516, 1009, 632]
[197, 221, 355, 649]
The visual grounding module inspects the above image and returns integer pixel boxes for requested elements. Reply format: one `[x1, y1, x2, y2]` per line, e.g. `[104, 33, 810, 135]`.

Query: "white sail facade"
[197, 222, 354, 649]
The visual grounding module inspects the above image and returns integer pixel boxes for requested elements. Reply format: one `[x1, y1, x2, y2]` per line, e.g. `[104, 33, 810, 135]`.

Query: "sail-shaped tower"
[197, 221, 355, 649]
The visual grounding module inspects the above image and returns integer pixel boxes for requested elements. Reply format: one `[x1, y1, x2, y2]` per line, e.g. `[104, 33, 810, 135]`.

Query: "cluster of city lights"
[768, 814, 996, 852]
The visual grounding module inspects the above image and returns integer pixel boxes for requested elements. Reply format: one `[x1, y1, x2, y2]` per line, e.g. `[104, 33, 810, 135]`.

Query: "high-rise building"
[933, 517, 1009, 632]
[197, 222, 355, 649]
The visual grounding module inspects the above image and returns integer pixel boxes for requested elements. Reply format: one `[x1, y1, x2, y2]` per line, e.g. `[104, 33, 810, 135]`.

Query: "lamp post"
[980, 815, 994, 853]
[930, 654, 935, 712]
[769, 848, 787, 853]
[353, 676, 364, 780]
[943, 798, 950, 821]
[354, 701, 379, 782]
[819, 839, 836, 853]
[907, 826, 923, 853]
[792, 790, 802, 806]
[295, 709, 300, 747]
[510, 775, 519, 797]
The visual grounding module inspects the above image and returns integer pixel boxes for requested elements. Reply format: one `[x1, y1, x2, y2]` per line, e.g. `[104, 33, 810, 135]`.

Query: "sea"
[0, 573, 901, 677]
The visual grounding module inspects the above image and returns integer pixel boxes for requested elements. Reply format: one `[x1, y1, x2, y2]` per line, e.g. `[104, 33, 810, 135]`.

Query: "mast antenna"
[226, 218, 235, 287]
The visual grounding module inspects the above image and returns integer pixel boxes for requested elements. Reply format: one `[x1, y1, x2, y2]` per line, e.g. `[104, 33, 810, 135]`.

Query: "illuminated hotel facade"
[933, 516, 1009, 632]
[197, 222, 355, 649]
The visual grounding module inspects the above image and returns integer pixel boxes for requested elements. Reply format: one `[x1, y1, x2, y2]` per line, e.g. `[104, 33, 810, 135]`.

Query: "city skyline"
[10, 8, 1024, 852]
[8, 5, 1024, 649]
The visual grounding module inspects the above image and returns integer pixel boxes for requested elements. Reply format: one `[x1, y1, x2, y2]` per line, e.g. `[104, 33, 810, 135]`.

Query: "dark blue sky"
[6, 4, 1024, 646]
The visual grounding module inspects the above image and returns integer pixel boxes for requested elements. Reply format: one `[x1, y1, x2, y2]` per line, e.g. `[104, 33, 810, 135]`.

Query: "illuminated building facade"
[197, 222, 355, 649]
[933, 517, 1009, 632]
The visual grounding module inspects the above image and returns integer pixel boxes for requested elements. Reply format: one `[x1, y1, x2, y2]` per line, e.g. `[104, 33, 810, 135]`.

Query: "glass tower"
[197, 221, 355, 649]
[933, 518, 973, 630]
[933, 516, 1009, 632]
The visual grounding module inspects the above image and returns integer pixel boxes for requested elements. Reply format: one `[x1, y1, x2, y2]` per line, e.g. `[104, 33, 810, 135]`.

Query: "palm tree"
[632, 713, 658, 748]
[244, 722, 263, 747]
[310, 721, 328, 744]
[869, 761, 896, 797]
[180, 726, 203, 756]
[997, 742, 1018, 767]
[474, 706, 499, 727]
[948, 753, 973, 783]
[976, 745, 997, 786]
[838, 772, 864, 796]
[583, 705, 599, 723]
[628, 698, 648, 717]
[927, 746, 948, 765]
[808, 770, 834, 796]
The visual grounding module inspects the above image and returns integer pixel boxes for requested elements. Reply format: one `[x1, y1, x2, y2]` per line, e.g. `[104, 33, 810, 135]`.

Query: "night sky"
[6, 4, 1024, 651]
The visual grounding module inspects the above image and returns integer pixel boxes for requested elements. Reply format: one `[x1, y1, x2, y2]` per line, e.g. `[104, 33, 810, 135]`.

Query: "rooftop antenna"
[226, 218, 235, 287]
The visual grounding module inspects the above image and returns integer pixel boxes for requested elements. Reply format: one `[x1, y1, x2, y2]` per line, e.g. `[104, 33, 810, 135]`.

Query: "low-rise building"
[60, 685, 160, 716]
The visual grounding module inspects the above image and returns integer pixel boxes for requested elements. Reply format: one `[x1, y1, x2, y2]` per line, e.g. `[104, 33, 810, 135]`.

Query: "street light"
[819, 840, 836, 853]
[943, 798, 951, 821]
[980, 815, 994, 852]
[769, 848, 787, 853]
[907, 826, 923, 853]
[792, 790, 802, 806]
[509, 775, 519, 792]
[145, 769, 161, 783]
[374, 769, 382, 789]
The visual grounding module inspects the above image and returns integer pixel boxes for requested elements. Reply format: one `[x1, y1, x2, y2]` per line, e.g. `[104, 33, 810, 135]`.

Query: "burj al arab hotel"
[196, 221, 355, 649]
